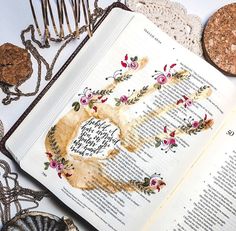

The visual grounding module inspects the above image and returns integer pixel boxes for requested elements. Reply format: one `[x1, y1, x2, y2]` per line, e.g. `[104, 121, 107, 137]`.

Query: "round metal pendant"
[1, 211, 79, 231]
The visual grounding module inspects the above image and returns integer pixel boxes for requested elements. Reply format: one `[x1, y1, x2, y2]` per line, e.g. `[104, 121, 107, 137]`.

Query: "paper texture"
[148, 110, 236, 230]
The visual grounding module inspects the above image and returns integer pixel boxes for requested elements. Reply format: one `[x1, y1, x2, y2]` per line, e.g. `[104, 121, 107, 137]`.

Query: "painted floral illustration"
[176, 86, 211, 108]
[114, 93, 131, 106]
[44, 51, 213, 194]
[72, 87, 108, 112]
[177, 95, 193, 108]
[105, 69, 132, 82]
[44, 152, 74, 178]
[180, 114, 213, 135]
[152, 63, 177, 89]
[130, 173, 166, 195]
[114, 86, 148, 106]
[106, 54, 142, 83]
[44, 125, 74, 178]
[121, 54, 139, 70]
[155, 114, 213, 153]
[155, 126, 178, 153]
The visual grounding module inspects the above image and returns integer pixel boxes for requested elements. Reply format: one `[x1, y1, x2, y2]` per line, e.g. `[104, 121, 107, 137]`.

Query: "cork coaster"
[0, 43, 33, 85]
[0, 120, 4, 141]
[203, 3, 236, 76]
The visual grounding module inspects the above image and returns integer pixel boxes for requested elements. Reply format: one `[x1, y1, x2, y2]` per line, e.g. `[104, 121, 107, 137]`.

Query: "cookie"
[203, 3, 236, 76]
[0, 43, 33, 85]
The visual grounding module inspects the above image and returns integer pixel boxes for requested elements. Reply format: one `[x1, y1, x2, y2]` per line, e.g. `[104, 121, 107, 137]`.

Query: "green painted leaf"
[72, 102, 80, 111]
[155, 137, 162, 148]
[44, 162, 50, 170]
[142, 177, 150, 187]
[89, 101, 94, 108]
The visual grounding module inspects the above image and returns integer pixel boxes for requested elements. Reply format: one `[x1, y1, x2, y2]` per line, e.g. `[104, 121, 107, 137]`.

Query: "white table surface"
[176, 0, 235, 25]
[0, 1, 235, 230]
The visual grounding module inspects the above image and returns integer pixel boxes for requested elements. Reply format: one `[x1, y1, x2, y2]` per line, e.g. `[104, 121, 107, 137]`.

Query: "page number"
[226, 130, 234, 136]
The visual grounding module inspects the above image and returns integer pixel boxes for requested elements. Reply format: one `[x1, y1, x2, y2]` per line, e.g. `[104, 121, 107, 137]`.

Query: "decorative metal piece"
[0, 159, 79, 230]
[28, 0, 102, 42]
[0, 120, 4, 141]
[0, 160, 48, 225]
[1, 211, 79, 231]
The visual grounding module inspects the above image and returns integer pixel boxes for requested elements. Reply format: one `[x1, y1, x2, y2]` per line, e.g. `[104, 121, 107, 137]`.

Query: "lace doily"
[126, 0, 203, 56]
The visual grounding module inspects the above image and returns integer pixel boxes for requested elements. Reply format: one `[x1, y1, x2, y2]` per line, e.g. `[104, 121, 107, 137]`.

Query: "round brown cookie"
[203, 3, 236, 76]
[0, 43, 33, 85]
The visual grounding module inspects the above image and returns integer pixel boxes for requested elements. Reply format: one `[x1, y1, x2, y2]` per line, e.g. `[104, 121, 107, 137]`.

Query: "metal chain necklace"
[0, 0, 107, 105]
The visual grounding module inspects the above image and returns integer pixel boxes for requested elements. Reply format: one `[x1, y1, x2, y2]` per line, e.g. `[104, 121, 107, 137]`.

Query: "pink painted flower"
[167, 72, 171, 77]
[120, 95, 128, 103]
[85, 90, 93, 99]
[163, 138, 176, 146]
[149, 177, 159, 189]
[56, 163, 64, 172]
[169, 138, 176, 145]
[129, 61, 139, 70]
[184, 99, 193, 107]
[80, 96, 89, 105]
[149, 176, 166, 191]
[156, 74, 167, 85]
[163, 139, 170, 145]
[50, 160, 57, 169]
[192, 121, 199, 128]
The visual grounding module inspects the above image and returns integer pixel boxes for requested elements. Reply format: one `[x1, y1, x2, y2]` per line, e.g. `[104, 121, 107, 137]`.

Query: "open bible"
[1, 3, 236, 231]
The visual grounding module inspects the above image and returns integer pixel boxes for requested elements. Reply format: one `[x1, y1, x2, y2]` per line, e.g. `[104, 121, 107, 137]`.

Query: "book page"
[20, 11, 236, 231]
[147, 110, 236, 231]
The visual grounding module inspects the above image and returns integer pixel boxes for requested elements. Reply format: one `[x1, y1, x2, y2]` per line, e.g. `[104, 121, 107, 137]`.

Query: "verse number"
[226, 130, 234, 136]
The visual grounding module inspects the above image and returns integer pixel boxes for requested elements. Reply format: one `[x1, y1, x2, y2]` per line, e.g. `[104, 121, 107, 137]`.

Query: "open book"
[1, 3, 236, 231]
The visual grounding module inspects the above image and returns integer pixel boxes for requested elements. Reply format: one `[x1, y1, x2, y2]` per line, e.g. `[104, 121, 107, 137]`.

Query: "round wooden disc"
[203, 3, 236, 76]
